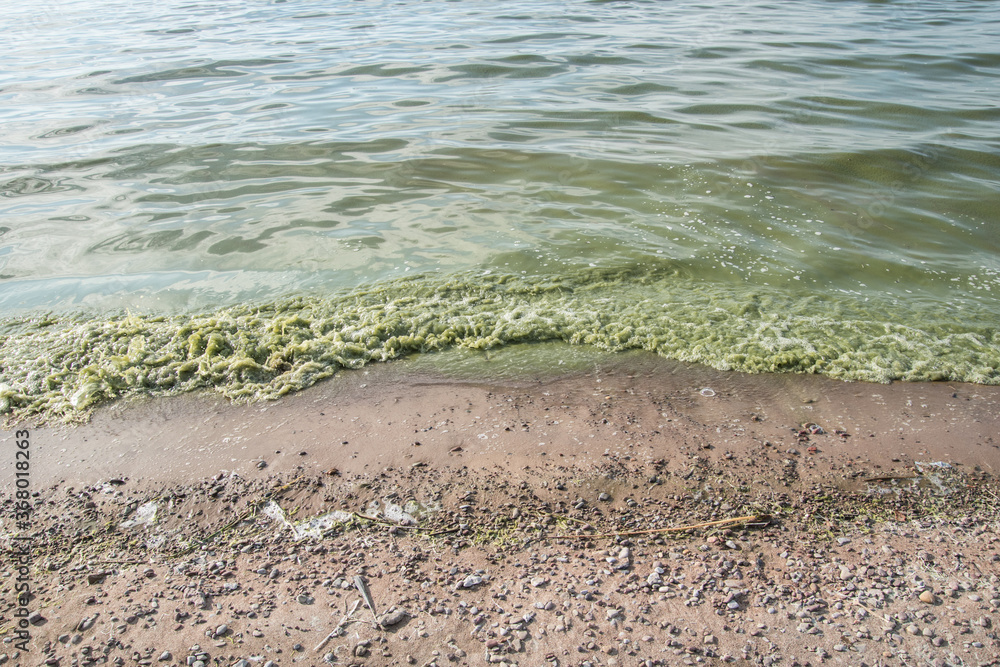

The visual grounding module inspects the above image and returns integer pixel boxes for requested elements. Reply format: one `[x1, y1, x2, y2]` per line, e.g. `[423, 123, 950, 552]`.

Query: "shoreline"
[12, 353, 1000, 489]
[2, 357, 999, 666]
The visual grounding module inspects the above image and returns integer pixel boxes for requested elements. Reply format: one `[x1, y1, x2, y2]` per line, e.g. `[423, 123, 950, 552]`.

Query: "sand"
[2, 355, 999, 667]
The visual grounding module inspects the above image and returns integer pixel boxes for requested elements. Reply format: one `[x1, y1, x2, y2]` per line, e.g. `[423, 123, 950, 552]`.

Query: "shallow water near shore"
[2, 0, 999, 419]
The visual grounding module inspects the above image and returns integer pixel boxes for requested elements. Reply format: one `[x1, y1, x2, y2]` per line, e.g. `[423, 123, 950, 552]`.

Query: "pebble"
[214, 624, 229, 637]
[920, 590, 936, 604]
[461, 574, 483, 589]
[158, 652, 171, 662]
[381, 609, 409, 627]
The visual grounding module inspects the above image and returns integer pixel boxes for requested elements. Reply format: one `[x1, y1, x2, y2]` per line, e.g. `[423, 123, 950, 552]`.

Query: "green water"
[1, 0, 999, 420]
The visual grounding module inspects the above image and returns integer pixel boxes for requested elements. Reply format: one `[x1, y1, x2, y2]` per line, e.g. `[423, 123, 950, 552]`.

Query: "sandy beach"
[3, 356, 999, 667]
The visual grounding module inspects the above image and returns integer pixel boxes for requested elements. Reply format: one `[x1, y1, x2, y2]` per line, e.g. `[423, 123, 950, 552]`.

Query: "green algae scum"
[3, 266, 999, 421]
[2, 0, 1000, 421]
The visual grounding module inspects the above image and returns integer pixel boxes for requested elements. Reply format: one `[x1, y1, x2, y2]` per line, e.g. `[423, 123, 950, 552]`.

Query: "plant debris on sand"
[5, 453, 999, 667]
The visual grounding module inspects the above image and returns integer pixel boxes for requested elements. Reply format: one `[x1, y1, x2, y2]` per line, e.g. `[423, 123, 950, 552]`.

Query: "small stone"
[215, 624, 229, 637]
[703, 634, 717, 645]
[28, 611, 44, 625]
[461, 574, 483, 589]
[380, 609, 409, 627]
[920, 590, 936, 604]
[158, 652, 171, 662]
[297, 594, 314, 605]
[906, 624, 921, 635]
[598, 492, 611, 501]
[257, 461, 267, 469]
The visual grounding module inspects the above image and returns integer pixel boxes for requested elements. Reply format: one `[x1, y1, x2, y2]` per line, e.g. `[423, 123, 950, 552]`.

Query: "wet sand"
[18, 354, 1000, 489]
[2, 356, 999, 666]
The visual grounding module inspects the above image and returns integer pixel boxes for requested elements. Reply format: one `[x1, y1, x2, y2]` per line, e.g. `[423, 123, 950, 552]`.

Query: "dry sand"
[2, 355, 999, 667]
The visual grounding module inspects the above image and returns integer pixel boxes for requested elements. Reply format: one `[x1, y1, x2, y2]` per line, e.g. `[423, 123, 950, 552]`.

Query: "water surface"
[2, 0, 999, 418]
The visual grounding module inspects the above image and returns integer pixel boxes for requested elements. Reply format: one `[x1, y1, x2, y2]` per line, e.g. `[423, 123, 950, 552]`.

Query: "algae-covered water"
[2, 0, 999, 419]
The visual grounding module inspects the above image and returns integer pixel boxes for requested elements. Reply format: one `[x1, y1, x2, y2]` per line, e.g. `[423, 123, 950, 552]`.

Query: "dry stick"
[535, 510, 589, 527]
[271, 475, 306, 496]
[544, 514, 770, 540]
[352, 512, 458, 536]
[314, 599, 361, 652]
[174, 505, 258, 557]
[863, 475, 920, 483]
[352, 512, 421, 529]
[354, 575, 379, 627]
